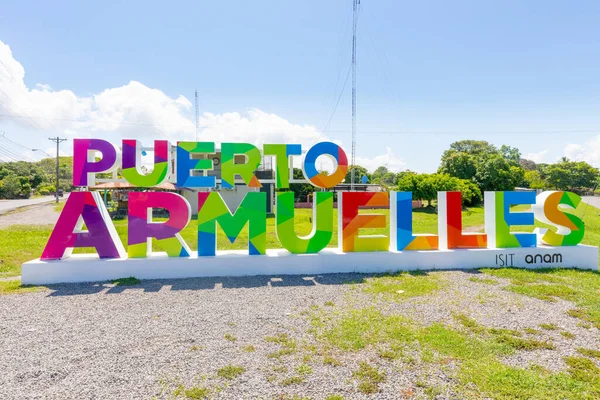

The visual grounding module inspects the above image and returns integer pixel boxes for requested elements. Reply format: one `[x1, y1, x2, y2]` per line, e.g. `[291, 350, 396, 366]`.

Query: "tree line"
[343, 140, 599, 206]
[0, 157, 73, 199]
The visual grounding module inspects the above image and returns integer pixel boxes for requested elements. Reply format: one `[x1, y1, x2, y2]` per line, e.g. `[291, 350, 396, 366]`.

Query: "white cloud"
[0, 40, 193, 141]
[199, 109, 326, 148]
[524, 149, 548, 164]
[564, 135, 600, 167]
[0, 39, 403, 172]
[355, 147, 406, 173]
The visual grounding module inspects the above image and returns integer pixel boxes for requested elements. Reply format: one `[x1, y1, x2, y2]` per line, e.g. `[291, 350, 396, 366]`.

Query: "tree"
[288, 168, 315, 202]
[500, 145, 521, 165]
[523, 170, 545, 189]
[344, 165, 369, 184]
[397, 173, 481, 207]
[457, 179, 482, 206]
[0, 175, 27, 199]
[545, 160, 599, 191]
[380, 172, 398, 187]
[439, 140, 526, 191]
[475, 154, 523, 191]
[370, 166, 389, 183]
[449, 140, 497, 155]
[397, 172, 425, 195]
[438, 150, 478, 180]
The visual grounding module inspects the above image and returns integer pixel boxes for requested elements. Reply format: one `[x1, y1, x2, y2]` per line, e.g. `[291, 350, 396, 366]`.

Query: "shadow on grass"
[412, 206, 437, 215]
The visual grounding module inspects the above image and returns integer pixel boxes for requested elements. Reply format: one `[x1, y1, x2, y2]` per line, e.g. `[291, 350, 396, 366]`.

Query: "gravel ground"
[0, 202, 61, 228]
[0, 271, 598, 400]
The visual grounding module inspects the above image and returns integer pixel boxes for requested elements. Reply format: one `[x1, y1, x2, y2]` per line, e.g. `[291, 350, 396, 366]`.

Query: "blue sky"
[1, 0, 599, 172]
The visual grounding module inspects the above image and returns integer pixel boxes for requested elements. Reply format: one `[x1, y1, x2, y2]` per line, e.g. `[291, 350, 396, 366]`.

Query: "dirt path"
[0, 202, 61, 229]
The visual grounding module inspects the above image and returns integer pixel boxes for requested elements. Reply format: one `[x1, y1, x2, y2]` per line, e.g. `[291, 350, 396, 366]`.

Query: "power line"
[0, 132, 47, 162]
[0, 113, 194, 129]
[321, 64, 351, 134]
[318, 7, 352, 133]
[0, 95, 47, 132]
[0, 144, 26, 162]
[0, 59, 62, 133]
[0, 112, 598, 136]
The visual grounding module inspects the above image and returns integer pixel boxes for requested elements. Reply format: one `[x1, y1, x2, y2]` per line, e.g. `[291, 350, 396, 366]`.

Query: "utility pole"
[195, 89, 200, 141]
[48, 137, 67, 203]
[351, 0, 359, 190]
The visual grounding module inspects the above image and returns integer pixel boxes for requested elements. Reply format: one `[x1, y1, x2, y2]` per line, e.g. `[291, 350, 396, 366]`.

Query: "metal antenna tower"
[350, 0, 359, 190]
[195, 89, 200, 141]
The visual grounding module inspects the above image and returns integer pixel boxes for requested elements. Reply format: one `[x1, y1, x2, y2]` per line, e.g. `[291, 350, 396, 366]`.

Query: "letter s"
[532, 191, 584, 246]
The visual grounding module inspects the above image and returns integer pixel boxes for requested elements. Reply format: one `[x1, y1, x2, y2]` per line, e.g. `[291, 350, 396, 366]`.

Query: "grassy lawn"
[0, 201, 597, 279]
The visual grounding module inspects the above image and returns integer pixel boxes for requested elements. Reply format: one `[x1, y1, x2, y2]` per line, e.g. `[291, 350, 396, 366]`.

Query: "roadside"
[0, 201, 63, 229]
[0, 196, 58, 215]
[583, 196, 600, 209]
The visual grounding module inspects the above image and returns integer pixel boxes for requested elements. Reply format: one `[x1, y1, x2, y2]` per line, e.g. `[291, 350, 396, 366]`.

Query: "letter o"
[302, 142, 349, 188]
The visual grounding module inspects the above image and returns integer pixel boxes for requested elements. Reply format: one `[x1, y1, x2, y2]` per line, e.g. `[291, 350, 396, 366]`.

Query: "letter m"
[552, 253, 562, 263]
[197, 192, 266, 256]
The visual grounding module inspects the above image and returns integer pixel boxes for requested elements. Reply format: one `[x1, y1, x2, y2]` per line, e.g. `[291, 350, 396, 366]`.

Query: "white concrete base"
[21, 245, 598, 285]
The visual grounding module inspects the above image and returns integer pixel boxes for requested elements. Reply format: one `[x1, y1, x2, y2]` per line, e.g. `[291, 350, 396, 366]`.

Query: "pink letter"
[73, 139, 119, 186]
[41, 192, 125, 260]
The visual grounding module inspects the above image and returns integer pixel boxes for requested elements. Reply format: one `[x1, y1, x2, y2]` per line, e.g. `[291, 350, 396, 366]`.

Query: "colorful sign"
[24, 138, 596, 284]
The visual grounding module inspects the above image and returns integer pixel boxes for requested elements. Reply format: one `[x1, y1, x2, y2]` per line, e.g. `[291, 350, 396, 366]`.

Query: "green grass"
[0, 225, 55, 277]
[216, 365, 245, 380]
[182, 386, 210, 399]
[265, 333, 297, 359]
[453, 313, 485, 333]
[223, 333, 237, 342]
[353, 362, 386, 394]
[280, 375, 305, 386]
[481, 268, 600, 330]
[310, 306, 600, 399]
[563, 356, 600, 383]
[578, 348, 600, 359]
[363, 271, 442, 300]
[560, 331, 576, 339]
[0, 280, 45, 295]
[539, 323, 559, 330]
[494, 334, 555, 351]
[296, 364, 313, 375]
[53, 202, 66, 212]
[111, 276, 141, 286]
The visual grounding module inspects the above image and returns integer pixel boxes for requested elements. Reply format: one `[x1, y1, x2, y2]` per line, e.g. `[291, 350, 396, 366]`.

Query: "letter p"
[73, 139, 120, 186]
